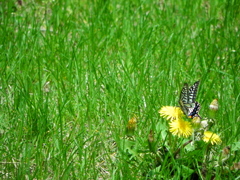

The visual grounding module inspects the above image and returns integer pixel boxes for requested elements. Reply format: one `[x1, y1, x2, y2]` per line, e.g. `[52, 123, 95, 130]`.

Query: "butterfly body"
[179, 81, 201, 118]
[187, 102, 201, 118]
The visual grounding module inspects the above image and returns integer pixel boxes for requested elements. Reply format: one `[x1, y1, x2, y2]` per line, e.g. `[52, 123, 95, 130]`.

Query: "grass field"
[0, 0, 239, 179]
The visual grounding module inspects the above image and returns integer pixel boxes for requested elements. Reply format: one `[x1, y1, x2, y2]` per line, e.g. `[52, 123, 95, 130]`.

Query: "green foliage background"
[0, 0, 239, 179]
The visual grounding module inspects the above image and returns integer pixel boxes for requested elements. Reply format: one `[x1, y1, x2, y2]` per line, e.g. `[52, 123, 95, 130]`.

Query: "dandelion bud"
[191, 116, 201, 129]
[200, 119, 215, 130]
[221, 146, 231, 163]
[201, 120, 209, 130]
[126, 116, 137, 137]
[209, 99, 218, 119]
[148, 130, 156, 152]
[231, 162, 240, 171]
[209, 99, 218, 111]
[222, 146, 230, 156]
[148, 130, 154, 143]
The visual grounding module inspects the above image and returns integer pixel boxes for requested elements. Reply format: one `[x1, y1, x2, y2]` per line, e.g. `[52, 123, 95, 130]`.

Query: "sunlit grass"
[0, 0, 239, 179]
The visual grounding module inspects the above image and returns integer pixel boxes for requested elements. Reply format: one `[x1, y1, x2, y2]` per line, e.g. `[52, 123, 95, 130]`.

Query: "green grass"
[0, 0, 239, 179]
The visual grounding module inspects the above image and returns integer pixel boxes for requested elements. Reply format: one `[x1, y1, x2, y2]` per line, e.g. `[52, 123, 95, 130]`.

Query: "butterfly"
[179, 81, 201, 118]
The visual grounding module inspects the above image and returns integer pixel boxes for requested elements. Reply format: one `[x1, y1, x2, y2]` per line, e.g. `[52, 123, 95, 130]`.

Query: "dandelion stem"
[174, 140, 193, 158]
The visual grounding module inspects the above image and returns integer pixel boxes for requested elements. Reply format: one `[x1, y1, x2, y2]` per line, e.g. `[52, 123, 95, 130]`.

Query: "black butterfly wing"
[188, 81, 200, 104]
[179, 83, 190, 116]
[180, 83, 189, 104]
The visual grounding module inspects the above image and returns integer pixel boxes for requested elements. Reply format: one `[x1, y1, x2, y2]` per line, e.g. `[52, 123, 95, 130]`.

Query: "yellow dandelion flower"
[203, 131, 222, 145]
[169, 119, 193, 138]
[126, 116, 137, 137]
[127, 116, 137, 129]
[159, 106, 183, 121]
